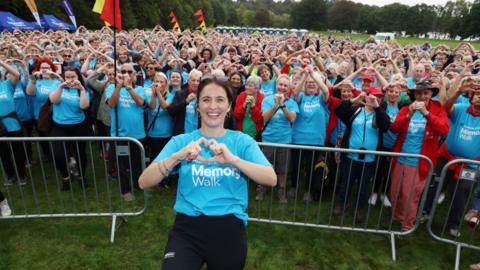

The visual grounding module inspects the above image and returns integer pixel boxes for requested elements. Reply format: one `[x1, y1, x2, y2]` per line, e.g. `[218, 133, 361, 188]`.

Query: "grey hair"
[246, 75, 262, 89]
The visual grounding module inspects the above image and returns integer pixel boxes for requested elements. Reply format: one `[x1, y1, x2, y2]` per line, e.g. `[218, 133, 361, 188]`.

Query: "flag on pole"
[168, 11, 181, 32]
[24, 0, 42, 27]
[100, 0, 122, 32]
[61, 0, 77, 28]
[193, 9, 206, 31]
[92, 0, 105, 13]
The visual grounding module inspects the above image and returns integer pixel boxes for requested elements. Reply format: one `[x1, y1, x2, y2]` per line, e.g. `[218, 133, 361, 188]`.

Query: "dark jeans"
[50, 121, 93, 178]
[22, 119, 35, 160]
[0, 190, 4, 201]
[337, 155, 376, 209]
[0, 130, 26, 179]
[113, 139, 145, 195]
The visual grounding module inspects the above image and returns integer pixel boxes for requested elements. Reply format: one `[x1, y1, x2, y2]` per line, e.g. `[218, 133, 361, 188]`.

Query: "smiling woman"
[138, 78, 276, 270]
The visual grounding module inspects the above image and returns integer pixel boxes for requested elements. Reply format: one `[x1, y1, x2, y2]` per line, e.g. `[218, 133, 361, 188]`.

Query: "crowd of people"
[0, 27, 479, 243]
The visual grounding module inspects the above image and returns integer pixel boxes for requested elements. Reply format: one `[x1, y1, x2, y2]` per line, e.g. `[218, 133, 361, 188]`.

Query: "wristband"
[279, 105, 286, 109]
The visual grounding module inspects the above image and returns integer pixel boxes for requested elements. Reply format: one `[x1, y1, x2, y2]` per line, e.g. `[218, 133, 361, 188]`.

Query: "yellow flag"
[199, 21, 206, 31]
[24, 0, 41, 26]
[92, 0, 105, 14]
[172, 22, 181, 32]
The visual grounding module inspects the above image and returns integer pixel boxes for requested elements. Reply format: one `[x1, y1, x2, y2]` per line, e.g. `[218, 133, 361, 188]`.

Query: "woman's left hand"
[205, 139, 239, 165]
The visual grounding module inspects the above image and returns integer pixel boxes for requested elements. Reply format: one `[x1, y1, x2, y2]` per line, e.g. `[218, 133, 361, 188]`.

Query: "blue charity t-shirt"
[405, 76, 415, 89]
[399, 111, 427, 166]
[260, 80, 276, 97]
[33, 79, 61, 120]
[352, 77, 363, 89]
[445, 103, 480, 159]
[456, 95, 470, 105]
[184, 98, 198, 134]
[329, 119, 346, 146]
[13, 80, 33, 122]
[347, 108, 379, 162]
[52, 88, 90, 125]
[0, 79, 21, 132]
[292, 92, 329, 145]
[144, 79, 153, 89]
[145, 88, 176, 138]
[105, 84, 146, 139]
[261, 95, 299, 144]
[383, 104, 400, 149]
[154, 129, 271, 225]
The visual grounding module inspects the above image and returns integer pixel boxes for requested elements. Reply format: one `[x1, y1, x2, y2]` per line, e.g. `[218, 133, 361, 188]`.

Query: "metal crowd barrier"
[248, 143, 434, 261]
[0, 137, 147, 243]
[427, 159, 480, 270]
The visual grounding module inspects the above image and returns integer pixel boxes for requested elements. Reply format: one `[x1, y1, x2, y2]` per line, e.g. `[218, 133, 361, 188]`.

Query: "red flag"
[170, 16, 177, 23]
[169, 10, 175, 18]
[196, 15, 204, 22]
[193, 9, 203, 17]
[100, 0, 122, 31]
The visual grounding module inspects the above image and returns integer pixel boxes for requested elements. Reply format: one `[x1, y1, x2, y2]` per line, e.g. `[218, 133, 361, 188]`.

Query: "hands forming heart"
[174, 137, 239, 165]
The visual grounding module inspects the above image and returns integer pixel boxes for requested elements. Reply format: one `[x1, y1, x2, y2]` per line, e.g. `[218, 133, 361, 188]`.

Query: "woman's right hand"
[172, 138, 208, 162]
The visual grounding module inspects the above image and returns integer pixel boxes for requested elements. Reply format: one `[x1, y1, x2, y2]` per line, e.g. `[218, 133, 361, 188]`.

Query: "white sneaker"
[381, 194, 391, 208]
[368, 193, 378, 206]
[438, 193, 446, 204]
[0, 199, 12, 216]
[449, 228, 461, 238]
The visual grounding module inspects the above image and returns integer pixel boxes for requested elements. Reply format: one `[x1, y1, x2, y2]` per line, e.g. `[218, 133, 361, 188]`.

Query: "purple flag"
[61, 0, 77, 28]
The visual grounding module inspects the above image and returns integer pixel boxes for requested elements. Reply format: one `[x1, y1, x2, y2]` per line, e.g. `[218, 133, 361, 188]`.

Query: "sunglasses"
[121, 70, 134, 74]
[63, 54, 72, 57]
[146, 66, 155, 70]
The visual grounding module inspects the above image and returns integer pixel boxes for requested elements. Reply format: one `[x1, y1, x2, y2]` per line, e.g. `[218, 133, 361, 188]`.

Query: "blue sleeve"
[451, 103, 467, 122]
[3, 79, 14, 95]
[154, 136, 181, 162]
[105, 84, 115, 101]
[241, 135, 271, 166]
[144, 88, 153, 104]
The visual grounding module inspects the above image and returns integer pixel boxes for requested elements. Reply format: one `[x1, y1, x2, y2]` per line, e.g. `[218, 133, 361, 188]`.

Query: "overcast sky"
[349, 0, 468, 6]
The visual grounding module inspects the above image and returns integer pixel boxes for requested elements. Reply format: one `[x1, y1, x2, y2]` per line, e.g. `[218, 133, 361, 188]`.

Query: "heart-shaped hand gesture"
[203, 139, 239, 165]
[173, 137, 209, 162]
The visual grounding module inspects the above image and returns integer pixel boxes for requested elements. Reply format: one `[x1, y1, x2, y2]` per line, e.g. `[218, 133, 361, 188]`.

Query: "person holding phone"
[138, 78, 276, 269]
[333, 86, 390, 221]
[389, 80, 450, 232]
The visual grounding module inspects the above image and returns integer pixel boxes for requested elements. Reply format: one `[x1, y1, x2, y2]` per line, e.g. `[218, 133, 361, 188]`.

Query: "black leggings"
[162, 213, 247, 270]
[0, 130, 26, 179]
[112, 139, 145, 195]
[50, 121, 93, 178]
[0, 190, 4, 201]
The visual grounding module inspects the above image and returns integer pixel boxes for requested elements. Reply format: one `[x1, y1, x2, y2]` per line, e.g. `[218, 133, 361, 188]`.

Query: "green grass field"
[0, 142, 479, 269]
[315, 31, 480, 50]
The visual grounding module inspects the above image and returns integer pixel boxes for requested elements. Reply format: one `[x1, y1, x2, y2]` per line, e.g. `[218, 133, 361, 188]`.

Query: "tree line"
[1, 0, 479, 38]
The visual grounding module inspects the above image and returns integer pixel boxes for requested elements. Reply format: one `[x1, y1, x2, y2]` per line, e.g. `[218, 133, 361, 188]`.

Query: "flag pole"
[113, 0, 119, 137]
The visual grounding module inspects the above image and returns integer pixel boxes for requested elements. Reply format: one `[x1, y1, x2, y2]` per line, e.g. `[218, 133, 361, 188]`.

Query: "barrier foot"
[390, 233, 397, 261]
[454, 244, 461, 270]
[110, 215, 117, 243]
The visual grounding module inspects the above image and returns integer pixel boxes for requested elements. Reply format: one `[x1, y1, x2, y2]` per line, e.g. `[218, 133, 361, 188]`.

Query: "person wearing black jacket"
[167, 69, 202, 135]
[333, 86, 390, 222]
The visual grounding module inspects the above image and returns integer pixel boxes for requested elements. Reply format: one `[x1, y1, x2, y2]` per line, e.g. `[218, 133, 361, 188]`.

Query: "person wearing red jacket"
[389, 79, 450, 231]
[233, 75, 264, 139]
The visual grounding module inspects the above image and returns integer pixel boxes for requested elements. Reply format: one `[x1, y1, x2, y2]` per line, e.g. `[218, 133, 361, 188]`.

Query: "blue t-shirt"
[399, 111, 427, 166]
[145, 88, 176, 138]
[347, 108, 379, 162]
[105, 84, 146, 139]
[383, 104, 400, 149]
[261, 95, 299, 144]
[184, 99, 198, 134]
[13, 80, 33, 122]
[260, 80, 276, 97]
[33, 79, 61, 120]
[445, 103, 480, 159]
[154, 129, 271, 225]
[292, 93, 329, 145]
[456, 95, 470, 105]
[52, 88, 89, 125]
[0, 80, 21, 132]
[144, 79, 153, 89]
[405, 76, 415, 89]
